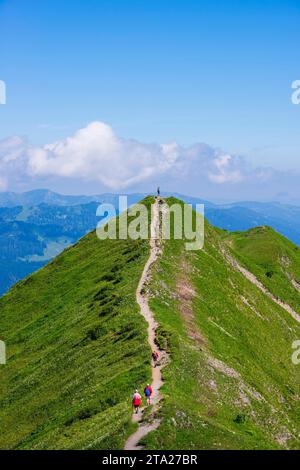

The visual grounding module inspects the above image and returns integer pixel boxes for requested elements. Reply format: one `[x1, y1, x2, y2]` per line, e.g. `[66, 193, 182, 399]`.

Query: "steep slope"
[143, 199, 300, 450]
[225, 226, 300, 312]
[1, 197, 300, 450]
[0, 202, 154, 450]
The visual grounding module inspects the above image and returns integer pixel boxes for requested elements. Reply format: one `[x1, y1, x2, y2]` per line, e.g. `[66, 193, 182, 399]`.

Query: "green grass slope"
[0, 203, 153, 450]
[225, 226, 300, 312]
[144, 199, 300, 450]
[1, 197, 300, 450]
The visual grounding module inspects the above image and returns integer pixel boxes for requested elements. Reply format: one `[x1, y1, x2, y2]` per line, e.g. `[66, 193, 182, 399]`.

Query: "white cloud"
[209, 154, 242, 184]
[24, 122, 257, 190]
[0, 136, 25, 163]
[0, 121, 299, 201]
[0, 122, 253, 191]
[27, 122, 182, 190]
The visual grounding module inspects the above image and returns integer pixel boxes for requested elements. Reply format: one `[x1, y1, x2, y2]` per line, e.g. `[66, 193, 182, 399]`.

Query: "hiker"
[152, 350, 159, 367]
[132, 389, 142, 414]
[144, 384, 153, 405]
[157, 187, 160, 197]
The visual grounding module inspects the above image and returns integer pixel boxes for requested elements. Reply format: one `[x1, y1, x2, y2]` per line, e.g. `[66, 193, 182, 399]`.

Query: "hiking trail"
[124, 198, 169, 451]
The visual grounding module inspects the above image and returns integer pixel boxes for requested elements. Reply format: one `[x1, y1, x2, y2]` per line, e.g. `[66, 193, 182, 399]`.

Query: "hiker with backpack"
[144, 384, 153, 405]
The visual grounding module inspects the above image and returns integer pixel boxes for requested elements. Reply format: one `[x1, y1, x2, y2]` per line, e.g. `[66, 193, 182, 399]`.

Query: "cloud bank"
[27, 121, 251, 189]
[28, 122, 179, 190]
[0, 121, 299, 202]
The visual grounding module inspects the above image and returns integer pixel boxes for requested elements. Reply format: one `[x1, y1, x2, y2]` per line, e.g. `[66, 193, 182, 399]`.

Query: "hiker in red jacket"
[144, 384, 153, 405]
[132, 390, 142, 414]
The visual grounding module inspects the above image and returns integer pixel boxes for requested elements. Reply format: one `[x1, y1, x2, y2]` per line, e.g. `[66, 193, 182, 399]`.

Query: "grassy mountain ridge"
[0, 202, 154, 449]
[225, 226, 300, 313]
[144, 200, 300, 449]
[1, 197, 300, 449]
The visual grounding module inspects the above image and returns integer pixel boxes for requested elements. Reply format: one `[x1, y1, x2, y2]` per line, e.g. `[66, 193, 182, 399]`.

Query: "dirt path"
[124, 198, 168, 451]
[223, 249, 300, 324]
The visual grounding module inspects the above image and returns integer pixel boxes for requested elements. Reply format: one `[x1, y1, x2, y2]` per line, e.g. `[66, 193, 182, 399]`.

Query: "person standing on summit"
[157, 187, 160, 197]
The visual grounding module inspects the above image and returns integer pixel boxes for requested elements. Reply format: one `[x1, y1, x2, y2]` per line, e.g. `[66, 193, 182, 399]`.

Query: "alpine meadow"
[1, 198, 300, 450]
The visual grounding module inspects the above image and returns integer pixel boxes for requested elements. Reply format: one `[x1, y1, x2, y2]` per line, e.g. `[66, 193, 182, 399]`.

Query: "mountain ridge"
[1, 196, 300, 449]
[1, 190, 300, 297]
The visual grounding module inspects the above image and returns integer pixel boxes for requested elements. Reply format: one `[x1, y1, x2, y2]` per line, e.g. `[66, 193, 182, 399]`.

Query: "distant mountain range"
[0, 189, 144, 207]
[0, 189, 300, 296]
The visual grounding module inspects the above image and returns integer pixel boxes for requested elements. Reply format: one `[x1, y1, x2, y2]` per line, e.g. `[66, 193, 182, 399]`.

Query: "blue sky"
[0, 0, 300, 201]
